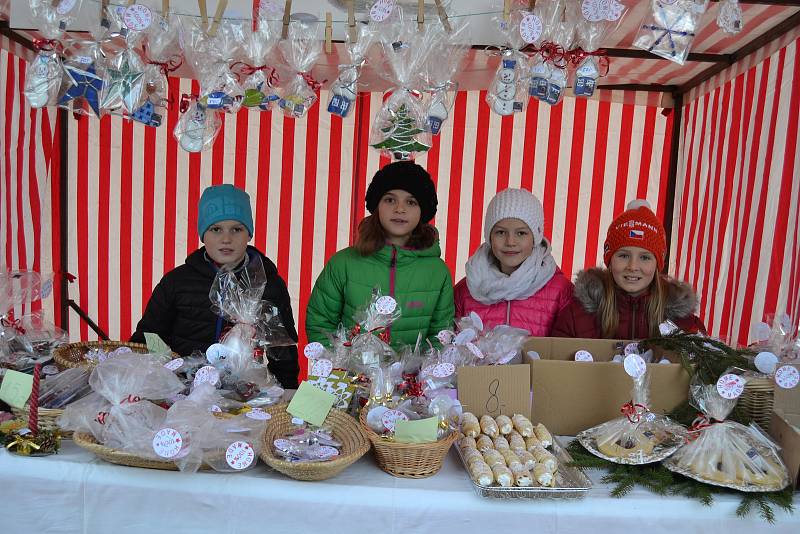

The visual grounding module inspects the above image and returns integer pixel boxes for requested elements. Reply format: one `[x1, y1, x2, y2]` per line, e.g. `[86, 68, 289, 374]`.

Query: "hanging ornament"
[717, 0, 744, 34]
[174, 99, 222, 153]
[489, 56, 526, 116]
[59, 63, 104, 117]
[101, 50, 145, 114]
[634, 0, 707, 66]
[24, 42, 63, 108]
[370, 103, 431, 161]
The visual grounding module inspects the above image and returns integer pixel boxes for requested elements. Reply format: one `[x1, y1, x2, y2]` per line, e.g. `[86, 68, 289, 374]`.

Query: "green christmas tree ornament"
[370, 104, 431, 161]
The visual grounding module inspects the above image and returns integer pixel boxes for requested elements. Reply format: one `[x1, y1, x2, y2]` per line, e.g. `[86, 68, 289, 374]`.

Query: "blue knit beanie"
[197, 184, 254, 240]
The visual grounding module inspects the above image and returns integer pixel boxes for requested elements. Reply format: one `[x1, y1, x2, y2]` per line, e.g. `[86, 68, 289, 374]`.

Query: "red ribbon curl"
[139, 42, 183, 76]
[620, 401, 647, 423]
[230, 62, 280, 87]
[1, 312, 26, 335]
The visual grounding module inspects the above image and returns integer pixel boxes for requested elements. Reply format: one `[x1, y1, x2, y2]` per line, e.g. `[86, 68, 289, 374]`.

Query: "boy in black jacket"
[131, 184, 299, 388]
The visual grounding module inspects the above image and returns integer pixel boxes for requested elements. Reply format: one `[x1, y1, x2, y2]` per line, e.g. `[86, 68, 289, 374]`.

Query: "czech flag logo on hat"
[629, 229, 645, 240]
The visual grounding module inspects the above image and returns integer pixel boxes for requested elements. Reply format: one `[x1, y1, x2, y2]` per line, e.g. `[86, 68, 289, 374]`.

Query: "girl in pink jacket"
[453, 188, 573, 336]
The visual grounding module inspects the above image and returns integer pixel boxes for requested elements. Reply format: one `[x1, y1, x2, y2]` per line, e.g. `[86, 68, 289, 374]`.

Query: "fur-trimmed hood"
[573, 268, 699, 320]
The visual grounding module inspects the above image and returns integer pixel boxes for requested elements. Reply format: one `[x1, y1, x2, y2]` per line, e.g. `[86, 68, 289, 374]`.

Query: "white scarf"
[465, 240, 558, 305]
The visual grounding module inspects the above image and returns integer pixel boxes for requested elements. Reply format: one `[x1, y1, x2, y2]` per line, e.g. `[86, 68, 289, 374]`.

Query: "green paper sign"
[144, 332, 172, 355]
[287, 381, 337, 426]
[0, 370, 34, 409]
[394, 417, 439, 444]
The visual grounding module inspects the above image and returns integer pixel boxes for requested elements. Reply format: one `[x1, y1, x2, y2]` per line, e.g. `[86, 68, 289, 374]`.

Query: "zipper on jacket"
[505, 301, 511, 326]
[386, 246, 398, 341]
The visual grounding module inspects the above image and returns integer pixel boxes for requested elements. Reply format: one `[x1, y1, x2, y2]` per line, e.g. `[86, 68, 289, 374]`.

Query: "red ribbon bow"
[538, 42, 567, 69]
[568, 47, 610, 76]
[299, 71, 325, 92]
[179, 94, 199, 114]
[140, 42, 183, 76]
[620, 401, 647, 423]
[399, 372, 425, 398]
[686, 413, 723, 441]
[1, 312, 25, 335]
[33, 39, 61, 52]
[230, 62, 280, 87]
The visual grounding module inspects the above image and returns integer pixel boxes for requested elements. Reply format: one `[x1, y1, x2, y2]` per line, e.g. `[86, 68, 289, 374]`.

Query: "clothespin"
[528, 0, 536, 11]
[198, 0, 209, 32]
[325, 12, 332, 54]
[503, 0, 511, 21]
[418, 0, 425, 32]
[347, 0, 357, 43]
[207, 0, 227, 37]
[162, 0, 170, 16]
[282, 0, 292, 40]
[434, 0, 451, 33]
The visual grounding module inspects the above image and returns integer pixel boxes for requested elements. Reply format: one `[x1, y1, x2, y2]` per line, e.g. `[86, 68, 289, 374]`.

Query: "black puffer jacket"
[131, 246, 299, 388]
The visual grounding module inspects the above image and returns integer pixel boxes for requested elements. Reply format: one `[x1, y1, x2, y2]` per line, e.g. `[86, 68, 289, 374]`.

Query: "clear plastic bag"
[99, 47, 147, 116]
[173, 100, 221, 153]
[57, 392, 113, 441]
[346, 291, 400, 374]
[40, 366, 92, 409]
[634, 0, 708, 65]
[272, 426, 342, 463]
[663, 381, 790, 490]
[577, 355, 687, 464]
[277, 20, 324, 119]
[57, 39, 106, 117]
[569, 0, 627, 97]
[421, 17, 468, 133]
[540, 16, 575, 106]
[24, 43, 63, 109]
[717, 0, 744, 34]
[369, 7, 433, 160]
[30, 0, 83, 40]
[327, 22, 376, 118]
[88, 352, 185, 405]
[233, 18, 281, 111]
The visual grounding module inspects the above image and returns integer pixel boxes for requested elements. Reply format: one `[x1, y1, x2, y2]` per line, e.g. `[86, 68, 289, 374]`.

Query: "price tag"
[164, 357, 183, 371]
[205, 343, 230, 364]
[716, 373, 746, 399]
[193, 365, 220, 388]
[754, 352, 779, 374]
[374, 295, 397, 314]
[423, 362, 455, 378]
[519, 13, 543, 44]
[76, 56, 92, 65]
[624, 354, 647, 378]
[245, 408, 271, 420]
[775, 365, 799, 389]
[574, 350, 593, 362]
[152, 428, 183, 458]
[123, 4, 153, 31]
[310, 358, 333, 378]
[369, 0, 395, 22]
[273, 438, 292, 451]
[381, 409, 408, 432]
[303, 342, 325, 359]
[465, 342, 484, 360]
[225, 441, 255, 470]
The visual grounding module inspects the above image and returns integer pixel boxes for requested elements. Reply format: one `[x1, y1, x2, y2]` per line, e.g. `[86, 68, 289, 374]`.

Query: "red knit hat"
[603, 200, 667, 270]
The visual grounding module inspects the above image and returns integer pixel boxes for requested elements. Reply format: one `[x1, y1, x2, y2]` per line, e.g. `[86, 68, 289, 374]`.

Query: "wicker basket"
[72, 431, 201, 471]
[53, 341, 171, 370]
[358, 409, 458, 478]
[739, 376, 775, 431]
[259, 403, 370, 481]
[10, 406, 70, 438]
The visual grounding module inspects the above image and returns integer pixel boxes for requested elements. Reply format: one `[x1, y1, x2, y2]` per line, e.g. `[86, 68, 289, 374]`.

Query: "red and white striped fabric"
[0, 44, 60, 321]
[672, 35, 800, 347]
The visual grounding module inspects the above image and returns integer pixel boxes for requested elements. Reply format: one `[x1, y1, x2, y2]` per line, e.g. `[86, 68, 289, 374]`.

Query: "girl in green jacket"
[305, 161, 454, 347]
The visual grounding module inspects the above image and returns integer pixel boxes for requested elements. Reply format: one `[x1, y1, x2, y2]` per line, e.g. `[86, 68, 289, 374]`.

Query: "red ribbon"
[230, 62, 280, 87]
[179, 94, 199, 114]
[686, 413, 722, 442]
[1, 312, 25, 335]
[139, 42, 183, 76]
[538, 42, 568, 69]
[399, 372, 425, 398]
[342, 324, 390, 346]
[299, 71, 325, 92]
[568, 47, 610, 76]
[620, 401, 647, 423]
[33, 39, 61, 52]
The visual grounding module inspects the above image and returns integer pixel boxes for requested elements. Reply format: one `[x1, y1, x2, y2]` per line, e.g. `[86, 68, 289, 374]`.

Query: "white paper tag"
[245, 408, 271, 420]
[152, 428, 183, 458]
[76, 56, 92, 65]
[469, 311, 484, 332]
[303, 342, 325, 359]
[42, 364, 59, 375]
[624, 354, 647, 378]
[381, 409, 408, 432]
[193, 365, 220, 388]
[374, 295, 397, 315]
[574, 350, 593, 362]
[424, 362, 455, 378]
[205, 343, 230, 364]
[716, 373, 746, 399]
[754, 351, 779, 374]
[465, 342, 484, 360]
[315, 445, 339, 459]
[437, 330, 455, 344]
[273, 438, 292, 451]
[225, 441, 255, 470]
[369, 0, 395, 22]
[123, 4, 152, 31]
[624, 343, 640, 356]
[310, 358, 333, 378]
[775, 365, 799, 389]
[164, 357, 183, 371]
[581, 0, 607, 22]
[454, 328, 477, 345]
[56, 0, 77, 15]
[519, 13, 543, 44]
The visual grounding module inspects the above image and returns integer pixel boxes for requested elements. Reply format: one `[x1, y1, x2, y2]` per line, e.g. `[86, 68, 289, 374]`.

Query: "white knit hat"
[483, 188, 545, 244]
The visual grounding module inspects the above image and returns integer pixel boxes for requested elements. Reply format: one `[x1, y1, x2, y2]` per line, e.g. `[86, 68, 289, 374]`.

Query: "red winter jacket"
[550, 268, 706, 339]
[453, 270, 574, 336]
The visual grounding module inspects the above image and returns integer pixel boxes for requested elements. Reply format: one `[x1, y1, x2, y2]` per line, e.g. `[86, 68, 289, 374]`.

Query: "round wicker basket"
[72, 432, 211, 471]
[10, 406, 70, 438]
[358, 409, 458, 479]
[739, 376, 775, 431]
[53, 341, 174, 370]
[259, 403, 370, 481]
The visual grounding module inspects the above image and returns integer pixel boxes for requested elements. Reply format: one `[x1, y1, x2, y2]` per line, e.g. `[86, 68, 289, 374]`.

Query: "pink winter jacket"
[453, 270, 574, 336]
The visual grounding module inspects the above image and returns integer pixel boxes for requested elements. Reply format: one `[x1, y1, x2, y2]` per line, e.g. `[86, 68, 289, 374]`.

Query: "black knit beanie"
[365, 161, 438, 223]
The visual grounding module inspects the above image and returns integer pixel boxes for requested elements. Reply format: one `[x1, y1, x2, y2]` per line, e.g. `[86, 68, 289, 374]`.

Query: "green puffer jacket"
[305, 243, 455, 347]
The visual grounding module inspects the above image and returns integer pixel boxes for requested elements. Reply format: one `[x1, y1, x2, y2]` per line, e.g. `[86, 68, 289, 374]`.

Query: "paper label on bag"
[42, 364, 59, 375]
[754, 351, 779, 374]
[581, 0, 606, 22]
[519, 13, 543, 44]
[624, 343, 639, 356]
[469, 311, 484, 332]
[123, 4, 152, 31]
[303, 342, 325, 359]
[225, 441, 255, 470]
[76, 56, 92, 65]
[291, 417, 305, 425]
[164, 358, 183, 371]
[209, 405, 221, 413]
[381, 409, 409, 432]
[205, 343, 230, 363]
[716, 373, 745, 399]
[624, 354, 647, 378]
[423, 362, 455, 378]
[574, 350, 593, 362]
[465, 342, 484, 360]
[56, 0, 77, 15]
[193, 365, 220, 387]
[455, 328, 477, 345]
[152, 428, 183, 458]
[315, 445, 339, 459]
[775, 365, 799, 389]
[374, 295, 397, 315]
[273, 438, 292, 451]
[370, 0, 395, 22]
[437, 330, 455, 344]
[310, 358, 333, 378]
[246, 408, 271, 420]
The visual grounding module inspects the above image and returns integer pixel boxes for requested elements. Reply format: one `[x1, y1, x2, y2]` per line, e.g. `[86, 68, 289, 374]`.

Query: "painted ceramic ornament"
[101, 53, 145, 113]
[202, 91, 235, 111]
[279, 94, 307, 118]
[492, 81, 516, 101]
[24, 53, 62, 108]
[545, 68, 567, 106]
[131, 100, 162, 127]
[488, 58, 522, 116]
[529, 60, 551, 99]
[574, 57, 600, 97]
[59, 63, 104, 116]
[427, 98, 448, 135]
[242, 88, 266, 108]
[177, 104, 217, 153]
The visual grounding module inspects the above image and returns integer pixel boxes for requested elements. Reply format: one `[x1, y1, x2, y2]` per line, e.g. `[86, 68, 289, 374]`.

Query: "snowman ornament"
[24, 53, 62, 108]
[489, 58, 521, 116]
[179, 105, 211, 153]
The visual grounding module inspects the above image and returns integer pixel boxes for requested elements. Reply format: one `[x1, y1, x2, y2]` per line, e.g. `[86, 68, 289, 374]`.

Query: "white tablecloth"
[1, 441, 798, 534]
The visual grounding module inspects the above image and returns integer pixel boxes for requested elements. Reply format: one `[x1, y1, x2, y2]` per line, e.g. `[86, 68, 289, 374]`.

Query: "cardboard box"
[457, 364, 531, 419]
[523, 337, 690, 436]
[769, 363, 800, 488]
